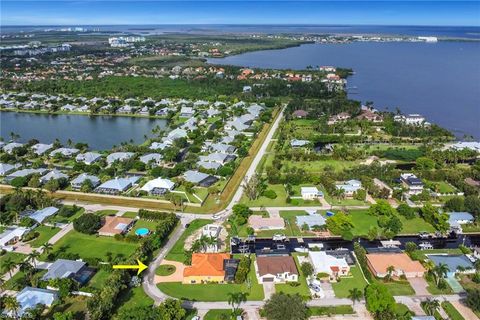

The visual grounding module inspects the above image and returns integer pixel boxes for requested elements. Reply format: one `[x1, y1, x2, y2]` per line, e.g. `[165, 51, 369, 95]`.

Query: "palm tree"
[3, 258, 17, 279]
[347, 288, 363, 305]
[19, 261, 34, 285]
[386, 265, 395, 282]
[227, 291, 248, 315]
[41, 242, 53, 256]
[4, 296, 20, 319]
[423, 298, 440, 316]
[27, 250, 40, 268]
[433, 263, 450, 286]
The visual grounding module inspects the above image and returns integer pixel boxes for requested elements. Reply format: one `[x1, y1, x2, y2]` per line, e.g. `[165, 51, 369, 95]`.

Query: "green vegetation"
[332, 266, 368, 298]
[308, 305, 355, 316]
[94, 210, 118, 216]
[115, 286, 154, 315]
[28, 225, 61, 247]
[0, 252, 26, 273]
[156, 264, 176, 276]
[165, 219, 212, 263]
[204, 309, 233, 320]
[276, 255, 310, 299]
[381, 281, 415, 296]
[441, 302, 465, 320]
[88, 269, 110, 290]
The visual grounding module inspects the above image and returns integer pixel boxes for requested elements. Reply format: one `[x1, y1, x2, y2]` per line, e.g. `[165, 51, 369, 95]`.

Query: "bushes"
[138, 209, 172, 221]
[397, 204, 416, 219]
[262, 189, 278, 199]
[354, 243, 373, 282]
[58, 205, 79, 218]
[73, 213, 102, 234]
[22, 231, 40, 242]
[234, 255, 251, 284]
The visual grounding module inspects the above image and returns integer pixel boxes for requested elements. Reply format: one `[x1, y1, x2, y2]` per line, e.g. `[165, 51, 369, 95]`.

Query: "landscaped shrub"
[73, 213, 102, 234]
[288, 281, 300, 287]
[22, 231, 39, 242]
[58, 205, 79, 218]
[354, 243, 373, 282]
[263, 189, 278, 199]
[138, 209, 172, 221]
[234, 255, 251, 284]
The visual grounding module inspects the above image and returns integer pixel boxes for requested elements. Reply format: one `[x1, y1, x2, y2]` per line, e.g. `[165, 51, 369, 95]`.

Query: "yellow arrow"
[113, 259, 148, 275]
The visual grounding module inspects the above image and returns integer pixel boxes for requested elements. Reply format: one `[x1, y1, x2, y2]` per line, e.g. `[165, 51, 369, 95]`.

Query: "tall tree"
[348, 288, 363, 305]
[263, 293, 309, 320]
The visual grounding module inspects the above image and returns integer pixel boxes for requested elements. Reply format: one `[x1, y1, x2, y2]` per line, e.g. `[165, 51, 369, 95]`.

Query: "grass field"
[46, 206, 85, 224]
[29, 225, 61, 248]
[165, 219, 212, 263]
[122, 211, 138, 218]
[204, 309, 233, 320]
[332, 266, 368, 298]
[275, 254, 310, 299]
[115, 286, 154, 315]
[50, 230, 138, 261]
[441, 301, 465, 320]
[95, 209, 118, 216]
[348, 211, 378, 236]
[44, 295, 88, 320]
[381, 280, 415, 296]
[88, 269, 110, 289]
[157, 258, 264, 301]
[156, 264, 176, 276]
[309, 305, 355, 316]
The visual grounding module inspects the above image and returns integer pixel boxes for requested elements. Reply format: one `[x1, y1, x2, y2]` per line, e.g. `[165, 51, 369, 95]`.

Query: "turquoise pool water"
[135, 228, 150, 236]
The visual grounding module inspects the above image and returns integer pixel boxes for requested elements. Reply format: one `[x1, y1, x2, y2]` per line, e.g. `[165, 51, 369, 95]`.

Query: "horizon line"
[2, 23, 480, 27]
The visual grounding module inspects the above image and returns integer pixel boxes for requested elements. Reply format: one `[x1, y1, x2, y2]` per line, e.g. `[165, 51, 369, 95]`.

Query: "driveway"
[262, 282, 275, 300]
[408, 277, 430, 296]
[154, 260, 185, 283]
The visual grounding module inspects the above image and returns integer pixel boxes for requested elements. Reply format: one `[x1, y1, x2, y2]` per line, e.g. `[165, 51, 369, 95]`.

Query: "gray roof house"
[3, 142, 24, 154]
[76, 152, 102, 165]
[139, 153, 163, 166]
[0, 163, 21, 176]
[210, 143, 236, 154]
[41, 259, 87, 281]
[6, 168, 48, 182]
[50, 147, 80, 157]
[247, 104, 264, 117]
[199, 153, 235, 165]
[30, 206, 59, 223]
[95, 176, 140, 195]
[106, 152, 135, 165]
[295, 210, 327, 230]
[71, 173, 100, 190]
[180, 106, 195, 117]
[198, 161, 222, 170]
[183, 170, 218, 187]
[39, 170, 68, 184]
[31, 143, 53, 155]
[150, 142, 168, 151]
[226, 119, 249, 131]
[7, 287, 58, 318]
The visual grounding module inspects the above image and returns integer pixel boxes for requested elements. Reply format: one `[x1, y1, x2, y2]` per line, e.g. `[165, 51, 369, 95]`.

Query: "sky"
[1, 1, 479, 26]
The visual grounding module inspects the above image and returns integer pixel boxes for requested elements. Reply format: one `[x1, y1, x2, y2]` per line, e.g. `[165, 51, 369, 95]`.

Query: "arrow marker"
[113, 259, 148, 275]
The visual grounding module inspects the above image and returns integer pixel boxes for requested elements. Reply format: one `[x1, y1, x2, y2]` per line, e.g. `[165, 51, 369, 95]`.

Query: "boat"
[419, 242, 433, 250]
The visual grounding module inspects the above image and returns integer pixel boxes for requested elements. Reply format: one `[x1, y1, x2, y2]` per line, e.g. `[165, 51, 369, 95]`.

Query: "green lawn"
[165, 219, 212, 263]
[395, 303, 413, 317]
[1, 252, 26, 273]
[88, 268, 110, 289]
[128, 219, 159, 235]
[425, 275, 453, 295]
[204, 309, 233, 320]
[29, 225, 61, 248]
[309, 305, 355, 316]
[441, 301, 465, 320]
[332, 266, 368, 298]
[156, 264, 176, 276]
[95, 210, 118, 216]
[47, 206, 85, 224]
[122, 211, 138, 218]
[50, 230, 138, 261]
[157, 258, 264, 301]
[276, 254, 310, 299]
[399, 215, 435, 234]
[115, 286, 154, 315]
[348, 210, 378, 237]
[44, 295, 88, 320]
[381, 280, 415, 296]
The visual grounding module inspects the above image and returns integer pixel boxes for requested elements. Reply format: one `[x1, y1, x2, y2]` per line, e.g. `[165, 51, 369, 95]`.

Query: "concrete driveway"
[407, 277, 430, 296]
[262, 282, 275, 300]
[154, 260, 185, 283]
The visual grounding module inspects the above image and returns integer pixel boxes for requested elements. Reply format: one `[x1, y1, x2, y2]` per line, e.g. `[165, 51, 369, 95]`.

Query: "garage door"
[263, 277, 274, 282]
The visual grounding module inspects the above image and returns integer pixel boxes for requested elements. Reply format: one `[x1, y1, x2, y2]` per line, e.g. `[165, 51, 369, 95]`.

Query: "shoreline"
[0, 108, 169, 120]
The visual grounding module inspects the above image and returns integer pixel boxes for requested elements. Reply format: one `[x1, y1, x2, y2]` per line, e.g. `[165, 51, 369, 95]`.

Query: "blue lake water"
[209, 41, 480, 139]
[0, 112, 168, 150]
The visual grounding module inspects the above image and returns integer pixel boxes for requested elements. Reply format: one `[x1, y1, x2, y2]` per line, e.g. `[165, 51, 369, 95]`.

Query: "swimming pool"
[135, 228, 150, 236]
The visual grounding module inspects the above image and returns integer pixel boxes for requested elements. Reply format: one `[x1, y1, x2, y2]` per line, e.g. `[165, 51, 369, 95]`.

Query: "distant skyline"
[2, 1, 480, 27]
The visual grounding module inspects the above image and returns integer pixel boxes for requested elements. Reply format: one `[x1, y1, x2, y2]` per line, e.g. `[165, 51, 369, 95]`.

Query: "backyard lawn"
[44, 295, 88, 320]
[88, 269, 110, 289]
[275, 254, 310, 299]
[332, 266, 368, 298]
[165, 219, 212, 263]
[29, 225, 61, 248]
[50, 230, 138, 261]
[115, 286, 154, 314]
[128, 219, 159, 235]
[157, 258, 264, 301]
[399, 216, 435, 234]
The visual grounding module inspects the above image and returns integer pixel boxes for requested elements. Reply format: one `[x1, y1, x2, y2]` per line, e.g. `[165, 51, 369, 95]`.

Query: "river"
[0, 112, 168, 150]
[209, 41, 480, 139]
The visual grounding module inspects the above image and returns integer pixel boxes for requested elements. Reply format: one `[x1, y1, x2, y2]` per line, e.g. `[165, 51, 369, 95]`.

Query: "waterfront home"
[296, 211, 327, 231]
[77, 105, 90, 113]
[71, 173, 100, 190]
[301, 187, 323, 200]
[139, 153, 163, 166]
[447, 141, 480, 152]
[31, 143, 53, 155]
[255, 255, 299, 283]
[50, 147, 80, 158]
[138, 106, 149, 115]
[427, 254, 475, 276]
[183, 253, 232, 284]
[448, 212, 475, 233]
[95, 177, 134, 194]
[394, 114, 426, 126]
[373, 178, 393, 198]
[5, 287, 58, 318]
[248, 215, 285, 231]
[3, 142, 24, 154]
[183, 170, 218, 187]
[335, 179, 362, 198]
[357, 109, 383, 122]
[247, 104, 264, 117]
[290, 139, 310, 148]
[292, 109, 309, 118]
[0, 163, 21, 176]
[140, 177, 175, 195]
[76, 152, 102, 165]
[106, 152, 135, 165]
[30, 206, 59, 223]
[150, 141, 168, 151]
[117, 105, 134, 114]
[400, 173, 424, 195]
[39, 170, 68, 184]
[163, 128, 188, 145]
[206, 107, 221, 117]
[327, 112, 350, 125]
[41, 259, 88, 283]
[308, 251, 350, 280]
[98, 216, 134, 236]
[61, 104, 77, 111]
[0, 226, 30, 248]
[6, 168, 48, 182]
[366, 253, 425, 278]
[180, 106, 195, 117]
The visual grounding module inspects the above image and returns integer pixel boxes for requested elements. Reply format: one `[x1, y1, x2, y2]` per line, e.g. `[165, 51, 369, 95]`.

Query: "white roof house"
[39, 170, 68, 184]
[3, 142, 24, 154]
[31, 143, 53, 155]
[76, 152, 102, 165]
[95, 177, 132, 194]
[140, 178, 175, 193]
[199, 153, 234, 165]
[50, 147, 80, 157]
[198, 161, 222, 170]
[139, 153, 163, 165]
[301, 187, 324, 200]
[30, 206, 59, 223]
[336, 179, 362, 196]
[150, 142, 168, 151]
[12, 287, 58, 317]
[0, 163, 21, 176]
[291, 139, 310, 148]
[0, 226, 29, 247]
[308, 251, 350, 278]
[447, 141, 480, 152]
[6, 168, 48, 181]
[106, 152, 135, 165]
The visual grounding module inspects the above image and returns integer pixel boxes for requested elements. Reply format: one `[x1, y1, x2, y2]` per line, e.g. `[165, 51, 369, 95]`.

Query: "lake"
[0, 112, 168, 150]
[209, 41, 480, 139]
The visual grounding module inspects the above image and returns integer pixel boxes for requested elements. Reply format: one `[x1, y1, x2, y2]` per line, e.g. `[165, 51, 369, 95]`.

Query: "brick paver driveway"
[408, 277, 430, 296]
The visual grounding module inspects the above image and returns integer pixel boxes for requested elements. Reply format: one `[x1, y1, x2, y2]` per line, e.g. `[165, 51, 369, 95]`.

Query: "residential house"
[394, 114, 426, 126]
[292, 110, 309, 118]
[183, 253, 232, 284]
[41, 259, 87, 282]
[39, 170, 68, 184]
[6, 287, 58, 318]
[296, 211, 327, 231]
[139, 153, 163, 166]
[106, 152, 135, 165]
[290, 139, 310, 148]
[0, 226, 30, 248]
[98, 216, 134, 236]
[3, 142, 24, 154]
[71, 173, 100, 190]
[327, 112, 350, 125]
[357, 109, 383, 122]
[180, 106, 195, 117]
[448, 212, 475, 233]
[183, 170, 218, 187]
[163, 128, 188, 145]
[140, 178, 175, 195]
[400, 173, 424, 195]
[366, 253, 426, 278]
[0, 163, 20, 176]
[209, 143, 236, 154]
[76, 152, 102, 165]
[199, 153, 235, 165]
[427, 254, 475, 277]
[95, 177, 135, 194]
[5, 168, 48, 182]
[31, 143, 53, 155]
[50, 147, 79, 157]
[248, 215, 285, 231]
[335, 179, 362, 198]
[301, 187, 324, 200]
[150, 141, 168, 151]
[308, 251, 350, 279]
[198, 161, 222, 170]
[255, 255, 299, 283]
[30, 206, 59, 223]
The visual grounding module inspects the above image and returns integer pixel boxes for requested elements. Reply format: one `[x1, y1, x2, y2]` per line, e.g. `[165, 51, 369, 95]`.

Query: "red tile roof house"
[248, 215, 285, 231]
[292, 109, 309, 118]
[366, 253, 426, 279]
[255, 256, 299, 283]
